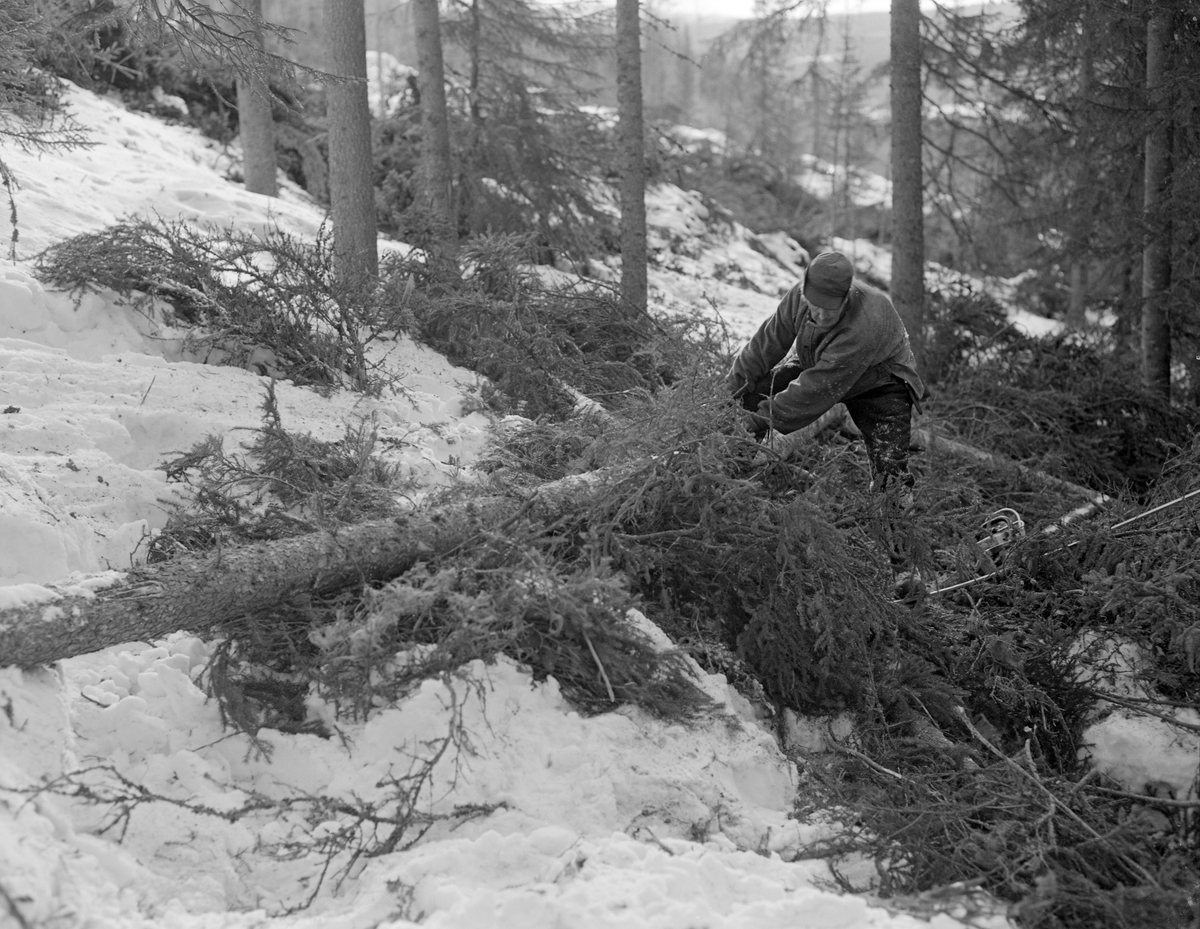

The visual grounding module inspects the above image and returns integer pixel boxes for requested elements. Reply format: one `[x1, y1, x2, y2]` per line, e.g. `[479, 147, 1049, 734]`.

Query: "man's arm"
[756, 335, 876, 433]
[727, 285, 804, 394]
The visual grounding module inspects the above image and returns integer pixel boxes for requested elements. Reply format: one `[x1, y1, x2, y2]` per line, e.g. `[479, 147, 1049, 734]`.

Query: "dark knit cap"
[803, 251, 854, 310]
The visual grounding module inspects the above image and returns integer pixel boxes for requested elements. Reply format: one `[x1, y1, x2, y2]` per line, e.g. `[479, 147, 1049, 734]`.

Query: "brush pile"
[57, 229, 1198, 928]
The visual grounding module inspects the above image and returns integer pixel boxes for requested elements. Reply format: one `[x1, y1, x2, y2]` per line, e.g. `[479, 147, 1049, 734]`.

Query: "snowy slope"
[0, 76, 1169, 929]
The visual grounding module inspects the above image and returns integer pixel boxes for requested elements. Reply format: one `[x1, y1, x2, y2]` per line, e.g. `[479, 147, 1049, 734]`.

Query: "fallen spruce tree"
[0, 474, 606, 672]
[0, 382, 903, 726]
[2, 371, 1198, 929]
[0, 509, 501, 670]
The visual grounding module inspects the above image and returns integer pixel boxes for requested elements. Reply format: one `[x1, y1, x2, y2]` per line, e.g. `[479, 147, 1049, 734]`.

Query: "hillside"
[1, 68, 1197, 929]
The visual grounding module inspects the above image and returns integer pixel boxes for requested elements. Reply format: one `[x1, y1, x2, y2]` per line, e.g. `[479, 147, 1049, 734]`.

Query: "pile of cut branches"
[32, 212, 1199, 929]
[474, 364, 1199, 928]
[403, 233, 703, 419]
[149, 381, 415, 561]
[928, 327, 1197, 498]
[35, 218, 415, 393]
[790, 429, 1200, 928]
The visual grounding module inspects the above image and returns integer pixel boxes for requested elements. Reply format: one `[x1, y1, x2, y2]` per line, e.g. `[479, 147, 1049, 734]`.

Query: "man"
[728, 250, 925, 503]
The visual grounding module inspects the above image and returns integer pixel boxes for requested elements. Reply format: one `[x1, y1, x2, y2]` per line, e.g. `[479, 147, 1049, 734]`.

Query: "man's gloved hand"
[743, 410, 770, 442]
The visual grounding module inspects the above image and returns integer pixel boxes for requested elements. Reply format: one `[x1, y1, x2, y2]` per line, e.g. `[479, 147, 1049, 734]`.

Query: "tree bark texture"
[0, 470, 624, 671]
[771, 409, 1107, 507]
[889, 0, 925, 366]
[0, 503, 533, 670]
[324, 0, 378, 284]
[1065, 11, 1094, 332]
[413, 0, 458, 256]
[911, 428, 1108, 506]
[1141, 6, 1171, 399]
[235, 0, 279, 197]
[616, 0, 648, 314]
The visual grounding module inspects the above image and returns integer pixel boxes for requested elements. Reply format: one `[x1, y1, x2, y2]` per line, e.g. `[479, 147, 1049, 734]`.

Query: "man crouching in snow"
[727, 250, 926, 593]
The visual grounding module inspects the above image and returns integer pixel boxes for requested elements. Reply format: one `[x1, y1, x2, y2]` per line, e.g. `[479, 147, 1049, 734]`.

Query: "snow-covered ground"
[0, 78, 1189, 929]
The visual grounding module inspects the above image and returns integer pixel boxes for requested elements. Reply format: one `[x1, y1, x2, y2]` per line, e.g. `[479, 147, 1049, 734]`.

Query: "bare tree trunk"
[235, 0, 278, 196]
[809, 18, 827, 162]
[324, 0, 378, 284]
[0, 464, 637, 670]
[1065, 10, 1094, 331]
[1066, 260, 1088, 329]
[413, 0, 458, 257]
[0, 492, 569, 670]
[616, 0, 648, 314]
[911, 428, 1109, 506]
[889, 0, 925, 366]
[1141, 6, 1171, 399]
[678, 24, 695, 125]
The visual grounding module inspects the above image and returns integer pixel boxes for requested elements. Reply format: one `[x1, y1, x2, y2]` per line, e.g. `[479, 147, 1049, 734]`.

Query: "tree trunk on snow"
[616, 0, 648, 314]
[889, 0, 925, 367]
[235, 0, 278, 197]
[1066, 260, 1087, 329]
[1141, 6, 1171, 400]
[413, 0, 458, 257]
[911, 428, 1108, 506]
[324, 0, 378, 284]
[0, 500, 537, 670]
[0, 473, 618, 670]
[1064, 11, 1094, 332]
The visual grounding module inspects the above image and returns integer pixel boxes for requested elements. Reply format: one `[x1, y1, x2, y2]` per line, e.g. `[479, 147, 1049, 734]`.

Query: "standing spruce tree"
[1141, 4, 1170, 398]
[918, 2, 1142, 288]
[920, 0, 1200, 400]
[412, 0, 457, 257]
[889, 0, 925, 363]
[235, 0, 278, 197]
[616, 0, 647, 313]
[324, 0, 378, 283]
[702, 2, 813, 176]
[439, 0, 612, 260]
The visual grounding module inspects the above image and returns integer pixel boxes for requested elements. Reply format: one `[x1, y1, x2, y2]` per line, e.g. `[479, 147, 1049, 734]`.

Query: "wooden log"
[0, 489, 571, 671]
[911, 427, 1111, 506]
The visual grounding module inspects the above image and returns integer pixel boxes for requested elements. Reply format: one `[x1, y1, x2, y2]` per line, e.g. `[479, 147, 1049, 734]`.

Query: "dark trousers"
[745, 364, 914, 491]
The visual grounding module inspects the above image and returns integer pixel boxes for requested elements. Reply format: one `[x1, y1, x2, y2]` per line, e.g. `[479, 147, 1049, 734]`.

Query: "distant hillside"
[262, 2, 1018, 93]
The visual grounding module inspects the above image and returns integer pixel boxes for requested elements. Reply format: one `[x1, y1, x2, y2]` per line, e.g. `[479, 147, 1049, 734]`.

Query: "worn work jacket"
[728, 281, 926, 434]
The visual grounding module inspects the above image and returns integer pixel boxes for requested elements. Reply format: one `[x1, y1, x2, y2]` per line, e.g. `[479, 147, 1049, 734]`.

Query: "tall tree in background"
[615, 0, 648, 313]
[235, 0, 278, 197]
[889, 0, 925, 360]
[412, 0, 457, 256]
[438, 0, 611, 258]
[1063, 9, 1096, 329]
[704, 2, 812, 176]
[920, 3, 1143, 297]
[745, 1, 790, 163]
[324, 0, 378, 283]
[1140, 5, 1170, 399]
[905, 0, 1200, 399]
